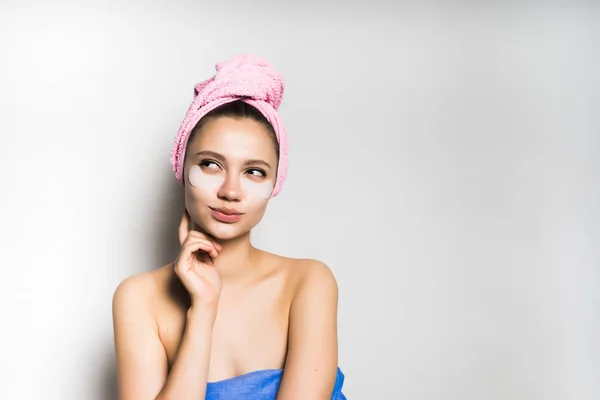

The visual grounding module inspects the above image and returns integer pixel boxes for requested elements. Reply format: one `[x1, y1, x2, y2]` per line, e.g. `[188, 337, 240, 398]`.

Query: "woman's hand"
[174, 209, 223, 309]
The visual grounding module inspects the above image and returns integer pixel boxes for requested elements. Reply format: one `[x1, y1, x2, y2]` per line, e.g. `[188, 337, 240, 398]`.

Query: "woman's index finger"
[178, 209, 190, 245]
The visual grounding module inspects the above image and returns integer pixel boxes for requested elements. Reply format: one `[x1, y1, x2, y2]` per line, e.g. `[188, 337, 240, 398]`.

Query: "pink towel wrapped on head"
[170, 53, 289, 198]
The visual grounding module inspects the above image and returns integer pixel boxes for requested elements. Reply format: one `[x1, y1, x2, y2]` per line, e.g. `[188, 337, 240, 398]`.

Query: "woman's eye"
[246, 168, 266, 177]
[200, 160, 220, 170]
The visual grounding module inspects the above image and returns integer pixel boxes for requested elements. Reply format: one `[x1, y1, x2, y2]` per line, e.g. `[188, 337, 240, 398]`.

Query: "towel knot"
[191, 53, 285, 111]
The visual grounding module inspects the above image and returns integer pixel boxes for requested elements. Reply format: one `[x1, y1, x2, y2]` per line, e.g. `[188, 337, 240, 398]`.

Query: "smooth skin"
[112, 115, 339, 400]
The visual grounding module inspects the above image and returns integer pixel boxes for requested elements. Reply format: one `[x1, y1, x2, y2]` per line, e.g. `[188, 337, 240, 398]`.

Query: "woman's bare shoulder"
[261, 252, 337, 294]
[112, 264, 182, 312]
[291, 258, 337, 292]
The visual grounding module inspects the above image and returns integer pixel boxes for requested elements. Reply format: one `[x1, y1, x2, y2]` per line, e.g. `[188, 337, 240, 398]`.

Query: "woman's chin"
[201, 220, 250, 241]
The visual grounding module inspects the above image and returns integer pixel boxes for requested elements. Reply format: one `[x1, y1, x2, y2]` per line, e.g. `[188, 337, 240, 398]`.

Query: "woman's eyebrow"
[194, 150, 225, 162]
[244, 159, 271, 169]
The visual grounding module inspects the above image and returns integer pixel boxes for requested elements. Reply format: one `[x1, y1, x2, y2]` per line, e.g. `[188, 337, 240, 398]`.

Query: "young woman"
[112, 54, 347, 399]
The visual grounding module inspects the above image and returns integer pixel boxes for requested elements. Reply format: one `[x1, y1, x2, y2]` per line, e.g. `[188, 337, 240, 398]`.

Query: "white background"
[1, 1, 598, 399]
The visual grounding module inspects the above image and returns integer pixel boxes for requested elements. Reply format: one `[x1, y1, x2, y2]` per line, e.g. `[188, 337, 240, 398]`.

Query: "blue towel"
[205, 367, 347, 399]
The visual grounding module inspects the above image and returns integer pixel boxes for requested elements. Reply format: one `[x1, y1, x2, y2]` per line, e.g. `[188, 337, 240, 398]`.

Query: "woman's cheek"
[184, 166, 220, 215]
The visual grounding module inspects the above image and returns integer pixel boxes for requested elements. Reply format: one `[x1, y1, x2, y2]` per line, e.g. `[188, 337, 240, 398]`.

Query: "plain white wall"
[1, 1, 598, 399]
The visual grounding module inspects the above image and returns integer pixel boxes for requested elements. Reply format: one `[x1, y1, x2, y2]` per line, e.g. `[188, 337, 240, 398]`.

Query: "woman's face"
[183, 116, 278, 240]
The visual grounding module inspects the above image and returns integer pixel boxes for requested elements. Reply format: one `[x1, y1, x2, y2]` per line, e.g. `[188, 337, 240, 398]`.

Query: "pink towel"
[170, 53, 288, 198]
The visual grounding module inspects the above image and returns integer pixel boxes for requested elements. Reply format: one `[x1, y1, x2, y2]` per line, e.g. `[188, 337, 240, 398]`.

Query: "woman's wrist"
[186, 304, 218, 324]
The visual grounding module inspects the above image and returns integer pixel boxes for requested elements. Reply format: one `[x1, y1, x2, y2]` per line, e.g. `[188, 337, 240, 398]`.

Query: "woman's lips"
[210, 207, 243, 223]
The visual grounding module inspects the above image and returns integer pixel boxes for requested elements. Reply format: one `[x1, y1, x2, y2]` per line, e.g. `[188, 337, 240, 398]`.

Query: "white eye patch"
[188, 165, 224, 191]
[241, 178, 274, 200]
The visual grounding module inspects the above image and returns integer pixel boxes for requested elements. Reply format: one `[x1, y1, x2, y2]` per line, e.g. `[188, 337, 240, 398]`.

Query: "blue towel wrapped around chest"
[205, 367, 347, 399]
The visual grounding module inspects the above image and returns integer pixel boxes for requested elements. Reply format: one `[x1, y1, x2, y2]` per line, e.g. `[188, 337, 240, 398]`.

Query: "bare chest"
[157, 283, 291, 382]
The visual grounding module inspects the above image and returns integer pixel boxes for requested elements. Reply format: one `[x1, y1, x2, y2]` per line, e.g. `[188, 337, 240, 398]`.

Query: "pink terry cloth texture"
[170, 53, 288, 198]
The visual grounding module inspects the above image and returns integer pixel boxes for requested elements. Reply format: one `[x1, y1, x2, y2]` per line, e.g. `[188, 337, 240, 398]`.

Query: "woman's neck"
[210, 232, 261, 283]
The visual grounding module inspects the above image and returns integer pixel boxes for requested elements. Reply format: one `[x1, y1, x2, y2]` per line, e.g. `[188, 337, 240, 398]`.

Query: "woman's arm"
[155, 307, 216, 400]
[112, 274, 216, 400]
[112, 275, 168, 399]
[276, 260, 340, 400]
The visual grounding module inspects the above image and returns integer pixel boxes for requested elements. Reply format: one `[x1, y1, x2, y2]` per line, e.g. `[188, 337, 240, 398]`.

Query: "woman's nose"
[217, 175, 242, 202]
